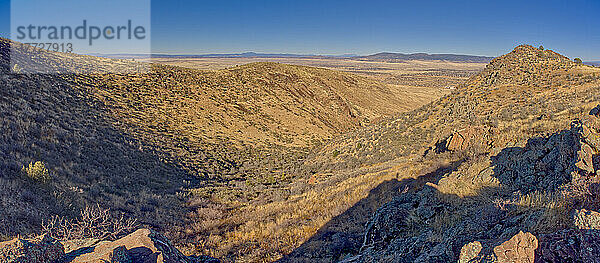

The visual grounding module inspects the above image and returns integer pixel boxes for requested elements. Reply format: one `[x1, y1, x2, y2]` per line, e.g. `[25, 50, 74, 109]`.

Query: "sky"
[0, 0, 599, 60]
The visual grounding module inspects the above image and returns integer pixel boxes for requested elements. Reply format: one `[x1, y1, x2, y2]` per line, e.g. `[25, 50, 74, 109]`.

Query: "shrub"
[41, 204, 138, 241]
[332, 150, 340, 158]
[12, 63, 22, 73]
[22, 161, 51, 183]
[539, 45, 544, 50]
[574, 58, 583, 64]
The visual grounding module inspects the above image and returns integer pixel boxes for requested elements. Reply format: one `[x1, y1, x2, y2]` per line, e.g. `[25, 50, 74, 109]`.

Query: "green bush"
[22, 161, 51, 183]
[574, 58, 583, 64]
[332, 150, 340, 158]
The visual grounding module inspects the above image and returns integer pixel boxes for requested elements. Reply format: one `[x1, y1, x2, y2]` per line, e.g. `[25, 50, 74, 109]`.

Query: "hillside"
[274, 45, 600, 262]
[4, 40, 600, 262]
[356, 52, 494, 63]
[305, 45, 600, 172]
[0, 38, 431, 253]
[165, 45, 600, 262]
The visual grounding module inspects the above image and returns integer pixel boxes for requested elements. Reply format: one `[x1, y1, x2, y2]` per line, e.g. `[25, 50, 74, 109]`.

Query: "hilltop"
[356, 52, 494, 63]
[304, 45, 600, 172]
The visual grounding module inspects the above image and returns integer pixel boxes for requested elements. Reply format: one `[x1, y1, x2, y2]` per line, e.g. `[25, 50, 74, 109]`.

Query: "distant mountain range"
[94, 51, 494, 62]
[585, 61, 600, 66]
[151, 52, 342, 58]
[355, 52, 495, 62]
[95, 52, 357, 59]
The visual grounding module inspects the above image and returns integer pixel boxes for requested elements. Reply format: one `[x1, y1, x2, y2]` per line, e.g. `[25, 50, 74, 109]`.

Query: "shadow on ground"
[279, 159, 464, 262]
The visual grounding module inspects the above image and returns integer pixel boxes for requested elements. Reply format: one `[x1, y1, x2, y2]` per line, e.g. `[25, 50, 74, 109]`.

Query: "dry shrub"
[22, 161, 51, 183]
[41, 204, 137, 241]
[513, 190, 572, 233]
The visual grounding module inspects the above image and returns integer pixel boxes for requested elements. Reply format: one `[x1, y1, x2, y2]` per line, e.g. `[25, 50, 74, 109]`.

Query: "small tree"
[574, 58, 583, 64]
[539, 45, 544, 50]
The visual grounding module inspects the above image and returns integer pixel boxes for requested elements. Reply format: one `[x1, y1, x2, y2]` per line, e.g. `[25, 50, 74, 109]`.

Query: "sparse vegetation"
[22, 161, 51, 183]
[12, 63, 22, 73]
[3, 39, 600, 263]
[41, 204, 138, 241]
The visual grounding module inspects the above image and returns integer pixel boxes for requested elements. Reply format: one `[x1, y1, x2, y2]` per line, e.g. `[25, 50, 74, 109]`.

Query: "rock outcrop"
[444, 126, 490, 152]
[65, 229, 218, 263]
[492, 231, 537, 263]
[0, 229, 218, 263]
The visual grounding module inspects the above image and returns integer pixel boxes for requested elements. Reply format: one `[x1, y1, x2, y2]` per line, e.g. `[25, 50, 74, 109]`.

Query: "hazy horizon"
[1, 0, 599, 60]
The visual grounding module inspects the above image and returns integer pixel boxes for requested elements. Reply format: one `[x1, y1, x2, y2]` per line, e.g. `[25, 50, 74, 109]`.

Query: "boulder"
[492, 231, 537, 263]
[445, 126, 489, 152]
[574, 209, 600, 230]
[576, 141, 596, 174]
[0, 234, 65, 263]
[458, 241, 482, 263]
[66, 229, 218, 263]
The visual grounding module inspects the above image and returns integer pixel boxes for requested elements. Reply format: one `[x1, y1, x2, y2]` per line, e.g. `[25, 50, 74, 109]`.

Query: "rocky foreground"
[335, 107, 600, 262]
[0, 229, 219, 263]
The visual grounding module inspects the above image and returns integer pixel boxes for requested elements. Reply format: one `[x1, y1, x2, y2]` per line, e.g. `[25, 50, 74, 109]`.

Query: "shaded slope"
[0, 41, 192, 239]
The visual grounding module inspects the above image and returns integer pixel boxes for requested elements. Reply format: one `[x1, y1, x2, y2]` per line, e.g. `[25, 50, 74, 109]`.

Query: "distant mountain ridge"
[96, 52, 358, 59]
[586, 61, 600, 66]
[95, 51, 492, 62]
[357, 52, 494, 62]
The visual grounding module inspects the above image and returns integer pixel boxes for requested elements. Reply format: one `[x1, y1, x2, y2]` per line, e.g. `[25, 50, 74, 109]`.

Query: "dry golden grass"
[6, 40, 600, 262]
[146, 56, 487, 109]
[183, 157, 443, 262]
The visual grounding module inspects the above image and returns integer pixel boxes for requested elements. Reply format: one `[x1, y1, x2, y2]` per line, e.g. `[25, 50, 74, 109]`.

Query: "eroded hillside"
[0, 38, 432, 252]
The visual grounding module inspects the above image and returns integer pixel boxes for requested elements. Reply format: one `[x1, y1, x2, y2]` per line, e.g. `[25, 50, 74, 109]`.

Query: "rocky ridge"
[325, 51, 600, 262]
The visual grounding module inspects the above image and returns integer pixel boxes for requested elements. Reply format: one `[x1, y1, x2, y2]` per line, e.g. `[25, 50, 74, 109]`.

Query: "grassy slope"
[205, 45, 600, 262]
[0, 38, 439, 256]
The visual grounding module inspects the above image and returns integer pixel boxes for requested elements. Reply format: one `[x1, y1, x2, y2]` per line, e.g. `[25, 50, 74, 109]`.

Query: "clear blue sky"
[1, 0, 599, 60]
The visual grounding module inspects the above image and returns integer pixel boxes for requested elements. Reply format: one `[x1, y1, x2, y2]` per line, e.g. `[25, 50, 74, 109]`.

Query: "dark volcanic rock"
[362, 193, 419, 249]
[536, 229, 600, 263]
